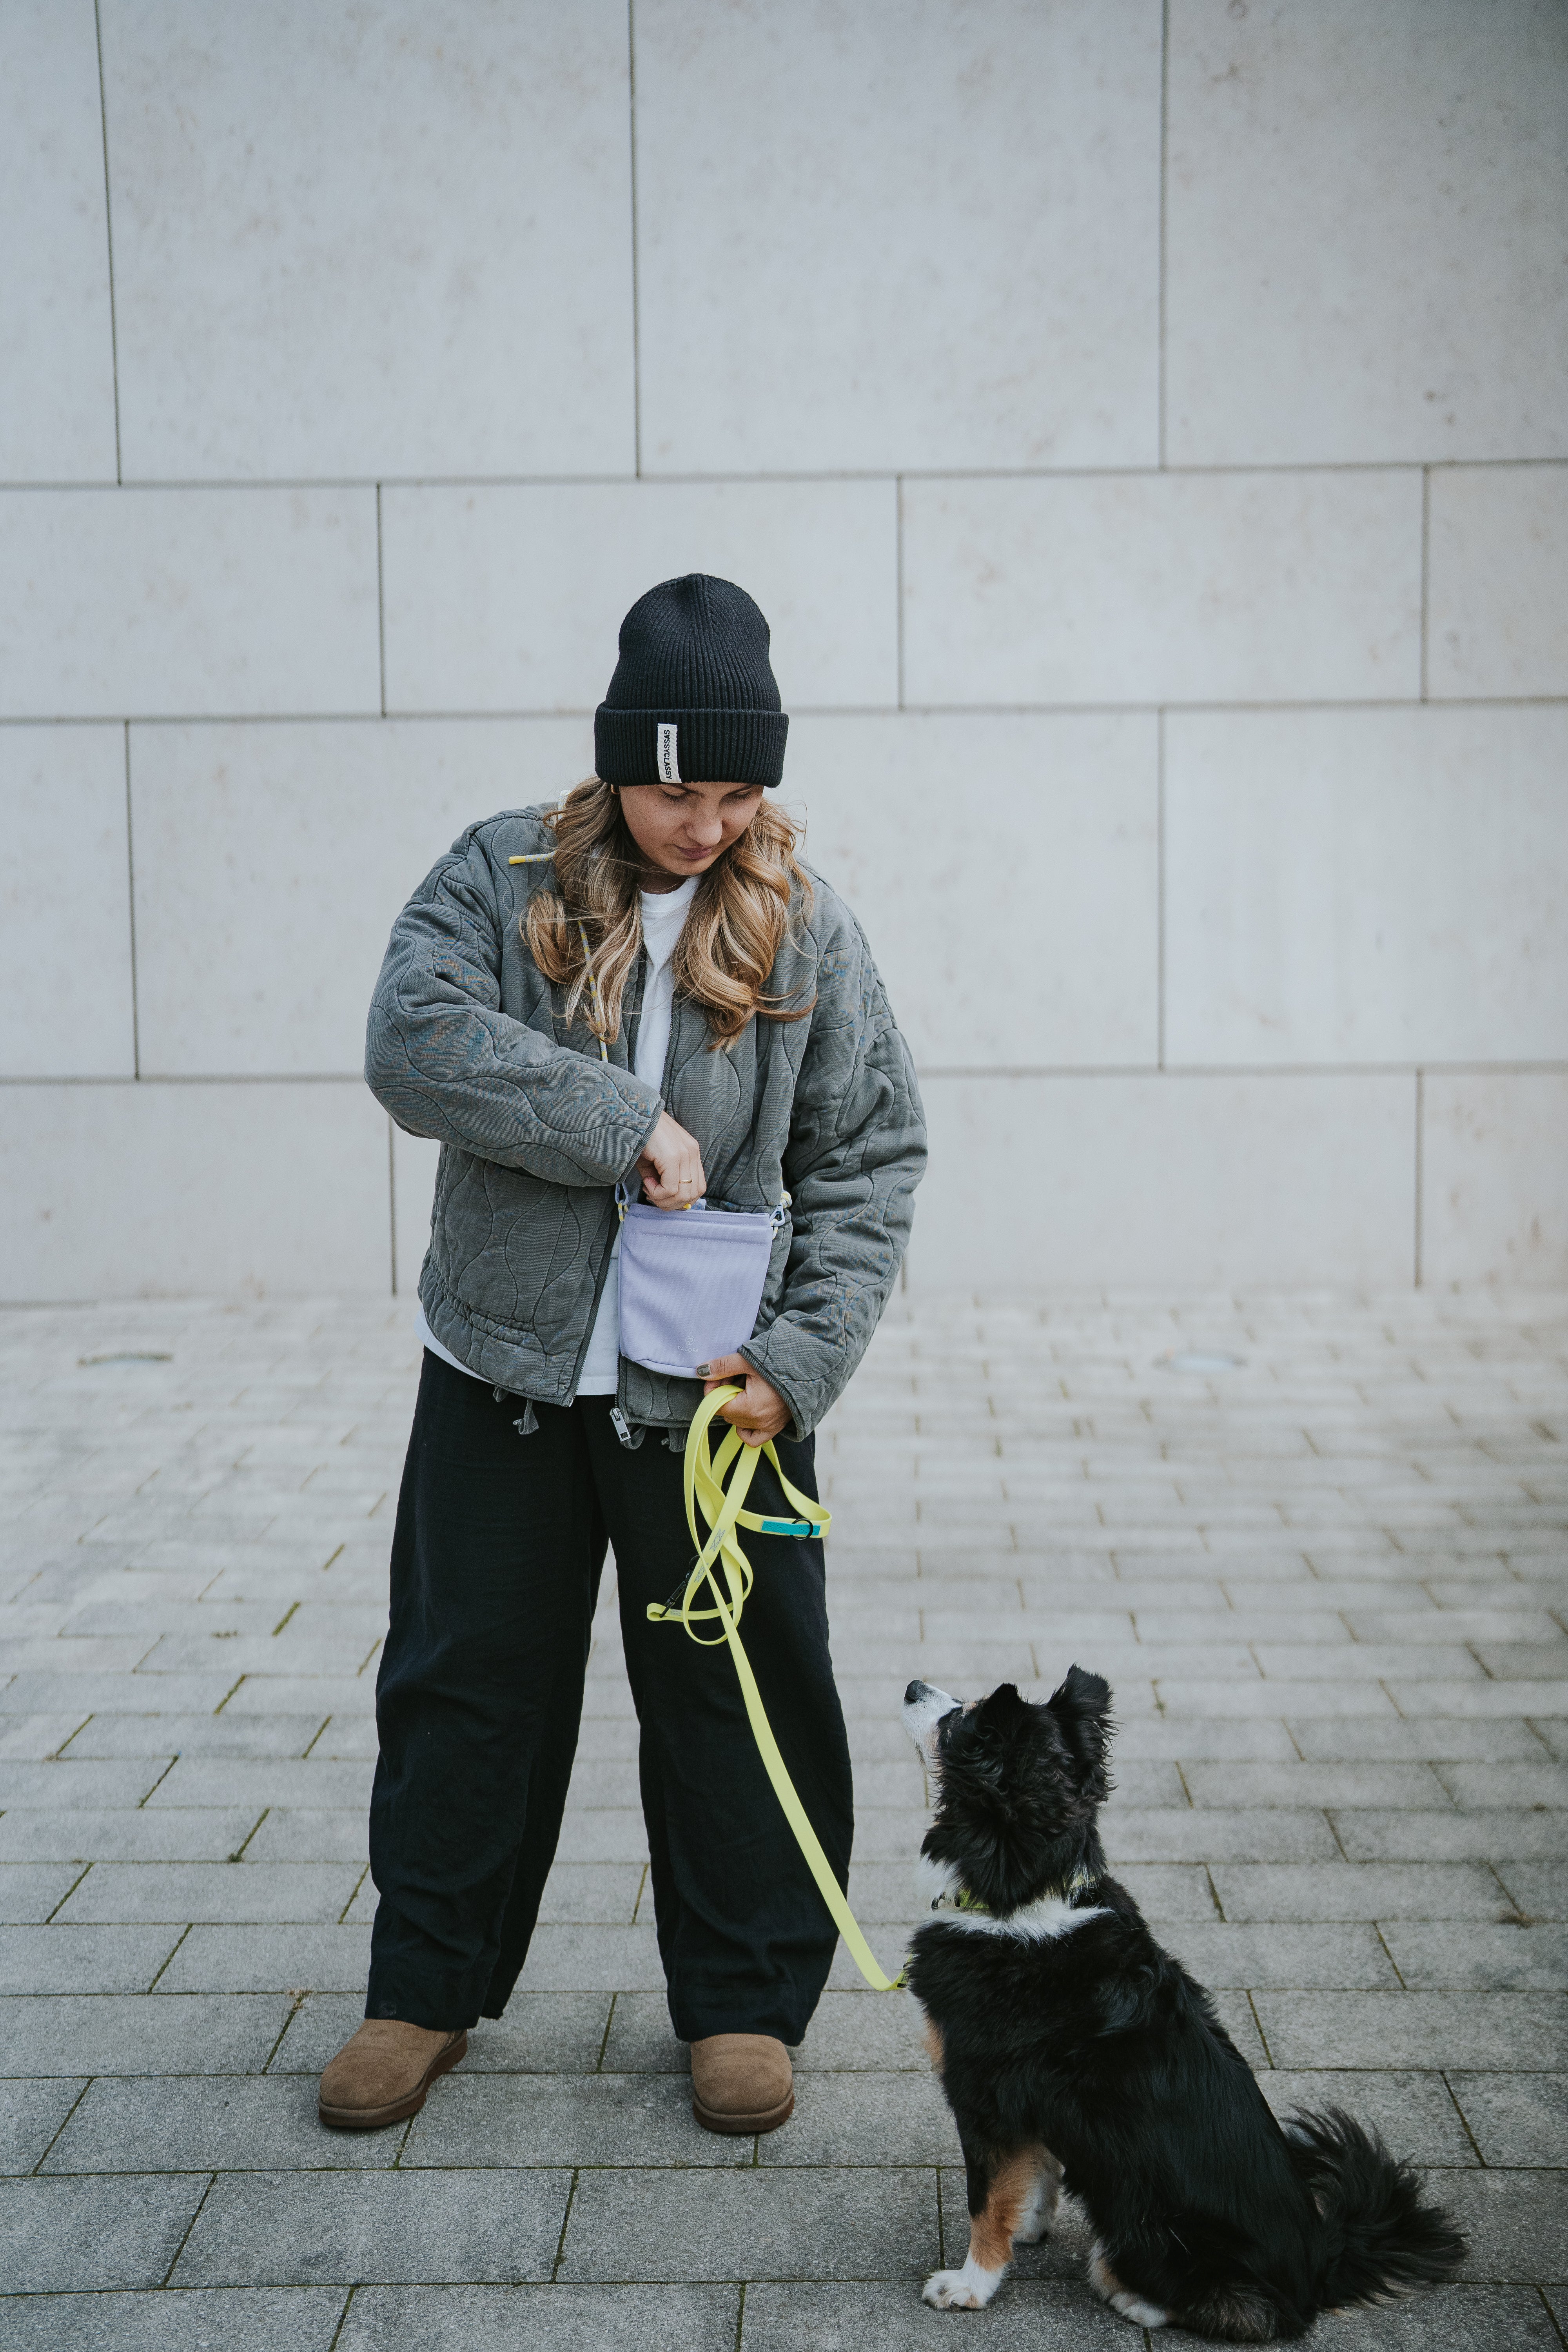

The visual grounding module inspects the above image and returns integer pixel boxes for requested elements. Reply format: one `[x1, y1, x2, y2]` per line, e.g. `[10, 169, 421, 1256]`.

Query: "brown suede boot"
[318, 2018, 467, 2131]
[690, 2032, 794, 2134]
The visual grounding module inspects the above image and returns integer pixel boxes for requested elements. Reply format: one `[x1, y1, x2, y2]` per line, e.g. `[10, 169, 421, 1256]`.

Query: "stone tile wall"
[3, 1, 1565, 1300]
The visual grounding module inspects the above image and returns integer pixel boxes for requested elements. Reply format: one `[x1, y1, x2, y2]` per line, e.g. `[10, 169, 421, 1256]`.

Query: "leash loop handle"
[648, 1385, 906, 1993]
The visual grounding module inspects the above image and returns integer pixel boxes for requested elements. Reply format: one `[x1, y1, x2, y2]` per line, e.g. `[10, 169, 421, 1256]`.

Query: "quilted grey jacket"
[365, 805, 926, 1438]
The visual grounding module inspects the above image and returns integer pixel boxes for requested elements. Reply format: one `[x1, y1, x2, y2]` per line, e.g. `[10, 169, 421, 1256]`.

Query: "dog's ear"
[975, 1682, 1031, 1730]
[1045, 1664, 1113, 1800]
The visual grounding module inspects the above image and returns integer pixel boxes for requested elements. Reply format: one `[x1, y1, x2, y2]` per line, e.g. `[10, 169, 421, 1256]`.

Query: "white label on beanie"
[657, 723, 681, 784]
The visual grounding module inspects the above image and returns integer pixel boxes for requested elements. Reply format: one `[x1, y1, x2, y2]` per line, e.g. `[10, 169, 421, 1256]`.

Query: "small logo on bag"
[657, 723, 681, 783]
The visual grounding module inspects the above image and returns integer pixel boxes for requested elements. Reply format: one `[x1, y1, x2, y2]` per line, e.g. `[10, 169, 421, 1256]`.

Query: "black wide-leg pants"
[366, 1350, 853, 2044]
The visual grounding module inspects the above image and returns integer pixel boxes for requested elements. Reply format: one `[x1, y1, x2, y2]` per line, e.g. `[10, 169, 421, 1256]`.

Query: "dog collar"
[930, 1885, 993, 1917]
[931, 1866, 1097, 1919]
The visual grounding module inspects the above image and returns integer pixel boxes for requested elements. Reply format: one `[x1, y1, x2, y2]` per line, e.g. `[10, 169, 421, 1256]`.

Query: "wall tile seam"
[4, 456, 1563, 494]
[919, 1059, 1564, 1080]
[8, 1062, 1566, 1089]
[11, 697, 1561, 731]
[92, 0, 122, 489]
[0, 1075, 373, 1089]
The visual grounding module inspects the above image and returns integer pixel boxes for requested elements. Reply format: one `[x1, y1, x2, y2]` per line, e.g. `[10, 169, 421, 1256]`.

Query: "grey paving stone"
[0, 2078, 86, 2173]
[1472, 1641, 1568, 1681]
[0, 2287, 349, 2352]
[742, 2278, 1131, 2349]
[845, 1863, 926, 1923]
[157, 1924, 372, 1993]
[1387, 1680, 1568, 1718]
[838, 1809, 929, 1862]
[759, 2070, 960, 2166]
[1251, 1991, 1568, 2072]
[595, 1991, 692, 2075]
[1258, 2069, 1477, 2165]
[563, 1756, 646, 1807]
[55, 1862, 363, 1924]
[1437, 1760, 1568, 1808]
[1380, 1922, 1568, 1989]
[0, 1808, 263, 1863]
[1495, 1862, 1568, 1920]
[1155, 1678, 1399, 1717]
[339, 2283, 738, 2352]
[0, 2173, 208, 2290]
[553, 1810, 652, 1864]
[0, 1925, 181, 1993]
[242, 1810, 372, 1863]
[1210, 1863, 1511, 1921]
[536, 1863, 646, 1924]
[1442, 2169, 1568, 2281]
[45, 2074, 401, 2173]
[147, 1759, 373, 1808]
[795, 1993, 940, 2075]
[1210, 1988, 1272, 2068]
[1112, 1718, 1297, 1760]
[254, 1994, 363, 2075]
[559, 2165, 939, 2282]
[0, 1760, 170, 1807]
[172, 2166, 572, 2286]
[1100, 1758, 1193, 1806]
[0, 1864, 83, 1922]
[308, 1716, 379, 1759]
[1308, 2284, 1564, 2350]
[516, 1924, 665, 1991]
[1448, 2073, 1568, 2165]
[465, 1994, 620, 2074]
[56, 1713, 330, 1759]
[0, 1993, 293, 2076]
[1104, 1808, 1339, 1863]
[1183, 1762, 1453, 1809]
[1161, 1922, 1398, 1988]
[406, 2070, 735, 2169]
[0, 1711, 98, 1761]
[221, 1677, 377, 1716]
[1333, 1811, 1567, 1862]
[1289, 1726, 1559, 1776]
[1114, 1863, 1219, 1920]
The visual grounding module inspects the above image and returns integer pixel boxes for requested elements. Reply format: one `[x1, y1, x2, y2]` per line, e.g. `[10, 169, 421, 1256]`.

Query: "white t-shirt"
[414, 875, 699, 1395]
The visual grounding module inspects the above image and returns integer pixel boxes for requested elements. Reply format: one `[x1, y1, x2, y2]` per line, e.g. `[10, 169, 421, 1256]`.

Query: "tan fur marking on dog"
[969, 2144, 1047, 2271]
[920, 2015, 945, 2074]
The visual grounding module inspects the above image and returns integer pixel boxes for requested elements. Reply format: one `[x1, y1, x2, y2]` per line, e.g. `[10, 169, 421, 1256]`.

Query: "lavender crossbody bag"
[617, 1192, 788, 1380]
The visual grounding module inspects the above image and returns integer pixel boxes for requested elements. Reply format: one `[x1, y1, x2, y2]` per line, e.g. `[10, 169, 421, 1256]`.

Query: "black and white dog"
[902, 1670, 1464, 2340]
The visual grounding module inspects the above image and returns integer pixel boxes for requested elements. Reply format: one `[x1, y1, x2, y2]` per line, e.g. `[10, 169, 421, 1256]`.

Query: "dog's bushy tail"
[1284, 2107, 1466, 2311]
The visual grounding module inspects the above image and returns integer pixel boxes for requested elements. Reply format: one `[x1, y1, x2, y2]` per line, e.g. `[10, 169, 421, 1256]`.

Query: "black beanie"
[594, 573, 788, 789]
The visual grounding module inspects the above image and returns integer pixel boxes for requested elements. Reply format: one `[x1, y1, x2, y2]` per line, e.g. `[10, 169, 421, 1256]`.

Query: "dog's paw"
[1109, 2289, 1168, 2327]
[923, 2263, 1000, 2310]
[1088, 2245, 1168, 2328]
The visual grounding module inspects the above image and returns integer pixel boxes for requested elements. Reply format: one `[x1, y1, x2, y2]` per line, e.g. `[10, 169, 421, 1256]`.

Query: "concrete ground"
[0, 1288, 1564, 2350]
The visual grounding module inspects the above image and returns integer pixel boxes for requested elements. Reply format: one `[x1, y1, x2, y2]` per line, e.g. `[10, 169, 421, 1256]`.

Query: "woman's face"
[617, 779, 764, 886]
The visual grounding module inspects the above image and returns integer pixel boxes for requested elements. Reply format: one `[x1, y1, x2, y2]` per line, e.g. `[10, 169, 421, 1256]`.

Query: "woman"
[320, 574, 925, 2140]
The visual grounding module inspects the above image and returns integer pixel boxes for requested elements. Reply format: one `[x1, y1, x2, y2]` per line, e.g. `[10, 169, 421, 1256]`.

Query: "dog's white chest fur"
[915, 1853, 1106, 1941]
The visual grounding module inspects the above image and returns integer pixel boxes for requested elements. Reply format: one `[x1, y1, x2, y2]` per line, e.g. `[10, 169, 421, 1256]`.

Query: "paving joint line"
[158, 2171, 216, 2285]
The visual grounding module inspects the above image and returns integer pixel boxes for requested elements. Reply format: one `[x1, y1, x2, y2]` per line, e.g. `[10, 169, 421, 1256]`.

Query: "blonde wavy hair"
[523, 777, 814, 1050]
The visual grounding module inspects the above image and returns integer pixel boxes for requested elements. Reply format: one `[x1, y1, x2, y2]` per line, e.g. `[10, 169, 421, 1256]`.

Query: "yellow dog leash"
[648, 1384, 906, 1993]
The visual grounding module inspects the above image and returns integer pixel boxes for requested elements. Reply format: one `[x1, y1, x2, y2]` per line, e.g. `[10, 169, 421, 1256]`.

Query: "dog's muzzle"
[903, 1679, 962, 1759]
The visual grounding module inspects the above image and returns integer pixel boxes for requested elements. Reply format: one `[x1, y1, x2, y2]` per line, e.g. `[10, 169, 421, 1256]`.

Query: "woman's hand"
[698, 1354, 792, 1448]
[637, 1112, 706, 1208]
